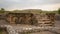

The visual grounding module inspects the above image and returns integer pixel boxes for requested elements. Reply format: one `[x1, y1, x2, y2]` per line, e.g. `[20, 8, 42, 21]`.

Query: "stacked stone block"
[6, 13, 38, 25]
[6, 12, 55, 26]
[36, 13, 55, 26]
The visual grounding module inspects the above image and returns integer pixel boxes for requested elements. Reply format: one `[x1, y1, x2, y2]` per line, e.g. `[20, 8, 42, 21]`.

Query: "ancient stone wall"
[36, 13, 55, 26]
[6, 13, 38, 25]
[6, 13, 55, 26]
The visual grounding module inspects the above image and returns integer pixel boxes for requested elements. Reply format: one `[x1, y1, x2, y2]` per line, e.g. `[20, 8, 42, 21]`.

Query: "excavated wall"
[0, 12, 55, 34]
[6, 13, 37, 25]
[6, 13, 55, 26]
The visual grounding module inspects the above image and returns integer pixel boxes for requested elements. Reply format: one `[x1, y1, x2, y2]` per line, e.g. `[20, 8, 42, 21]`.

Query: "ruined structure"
[5, 12, 55, 26]
[6, 12, 37, 25]
[0, 12, 56, 34]
[36, 13, 55, 26]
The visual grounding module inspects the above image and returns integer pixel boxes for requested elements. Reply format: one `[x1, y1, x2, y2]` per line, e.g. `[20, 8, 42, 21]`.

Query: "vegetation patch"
[0, 28, 3, 34]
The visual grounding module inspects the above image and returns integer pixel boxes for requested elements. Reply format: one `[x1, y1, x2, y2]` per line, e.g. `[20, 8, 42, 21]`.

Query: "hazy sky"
[0, 0, 60, 11]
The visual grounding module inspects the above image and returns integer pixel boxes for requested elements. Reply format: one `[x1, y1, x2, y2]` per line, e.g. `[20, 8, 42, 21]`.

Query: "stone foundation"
[6, 12, 55, 26]
[6, 13, 37, 25]
[36, 13, 55, 26]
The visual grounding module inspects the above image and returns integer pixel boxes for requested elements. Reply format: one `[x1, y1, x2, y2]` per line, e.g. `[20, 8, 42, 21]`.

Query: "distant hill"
[0, 9, 58, 14]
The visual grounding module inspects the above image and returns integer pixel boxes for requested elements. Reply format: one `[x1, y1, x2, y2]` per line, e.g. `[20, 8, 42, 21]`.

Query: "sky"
[0, 0, 60, 11]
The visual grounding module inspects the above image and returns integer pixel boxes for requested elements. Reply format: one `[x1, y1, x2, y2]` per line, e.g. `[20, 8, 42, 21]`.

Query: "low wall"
[3, 13, 55, 26]
[6, 13, 38, 25]
[35, 13, 55, 26]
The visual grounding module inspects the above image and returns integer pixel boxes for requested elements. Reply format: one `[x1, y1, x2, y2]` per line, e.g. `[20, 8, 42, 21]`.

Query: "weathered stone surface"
[1, 25, 60, 34]
[0, 12, 56, 34]
[35, 13, 55, 26]
[6, 13, 38, 25]
[5, 12, 55, 27]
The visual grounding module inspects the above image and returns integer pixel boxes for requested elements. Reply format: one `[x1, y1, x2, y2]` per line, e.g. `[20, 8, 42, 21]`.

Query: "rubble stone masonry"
[6, 12, 55, 26]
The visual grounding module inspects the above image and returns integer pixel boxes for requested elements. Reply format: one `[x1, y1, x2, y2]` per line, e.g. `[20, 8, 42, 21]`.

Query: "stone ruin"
[5, 12, 55, 26]
[36, 13, 55, 26]
[6, 12, 37, 25]
[0, 12, 56, 34]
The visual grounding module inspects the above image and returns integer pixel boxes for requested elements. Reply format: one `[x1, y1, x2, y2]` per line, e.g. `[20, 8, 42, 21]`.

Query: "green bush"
[58, 8, 60, 14]
[0, 28, 3, 34]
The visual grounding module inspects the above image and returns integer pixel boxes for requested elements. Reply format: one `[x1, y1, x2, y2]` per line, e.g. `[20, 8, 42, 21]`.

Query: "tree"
[58, 8, 60, 14]
[0, 8, 5, 13]
[0, 8, 5, 11]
